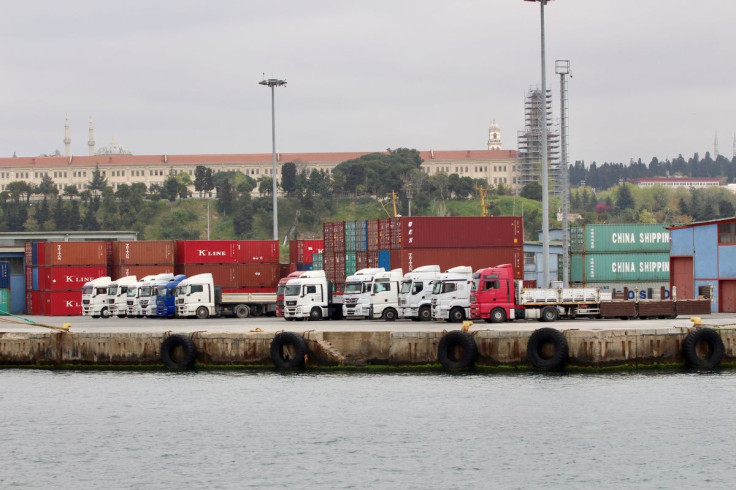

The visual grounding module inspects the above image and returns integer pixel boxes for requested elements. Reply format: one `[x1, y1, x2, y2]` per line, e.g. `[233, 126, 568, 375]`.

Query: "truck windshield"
[343, 282, 363, 294]
[284, 284, 301, 297]
[127, 287, 138, 297]
[374, 280, 390, 293]
[471, 279, 479, 292]
[175, 285, 188, 297]
[82, 285, 93, 295]
[108, 285, 118, 296]
[140, 286, 153, 296]
[432, 282, 442, 295]
[277, 285, 285, 296]
[157, 287, 168, 298]
[400, 281, 412, 295]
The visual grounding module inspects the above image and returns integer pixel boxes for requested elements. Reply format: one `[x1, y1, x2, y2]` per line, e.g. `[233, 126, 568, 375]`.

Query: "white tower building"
[64, 115, 71, 156]
[88, 117, 95, 156]
[487, 120, 502, 150]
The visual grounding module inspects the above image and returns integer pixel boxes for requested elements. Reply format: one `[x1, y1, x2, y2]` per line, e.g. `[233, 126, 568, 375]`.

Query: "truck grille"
[82, 300, 90, 305]
[344, 298, 358, 305]
[286, 300, 297, 307]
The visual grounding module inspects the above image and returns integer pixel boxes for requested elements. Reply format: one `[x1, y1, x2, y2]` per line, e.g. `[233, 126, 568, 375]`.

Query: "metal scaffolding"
[517, 88, 561, 196]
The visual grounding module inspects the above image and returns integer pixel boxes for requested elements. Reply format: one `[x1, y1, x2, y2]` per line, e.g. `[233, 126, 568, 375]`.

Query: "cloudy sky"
[2, 1, 734, 166]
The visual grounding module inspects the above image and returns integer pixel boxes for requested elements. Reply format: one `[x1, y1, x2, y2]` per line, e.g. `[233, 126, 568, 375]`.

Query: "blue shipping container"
[378, 250, 391, 271]
[0, 261, 9, 289]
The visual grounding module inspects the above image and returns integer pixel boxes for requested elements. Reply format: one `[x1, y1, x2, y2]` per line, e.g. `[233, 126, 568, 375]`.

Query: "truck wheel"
[309, 308, 322, 321]
[418, 306, 432, 321]
[91, 315, 100, 319]
[100, 307, 110, 319]
[527, 328, 568, 369]
[117, 314, 126, 319]
[540, 306, 559, 322]
[270, 332, 308, 369]
[161, 334, 197, 370]
[234, 304, 250, 319]
[195, 306, 209, 319]
[491, 308, 507, 323]
[449, 307, 465, 323]
[683, 328, 725, 370]
[437, 331, 477, 370]
[382, 308, 398, 321]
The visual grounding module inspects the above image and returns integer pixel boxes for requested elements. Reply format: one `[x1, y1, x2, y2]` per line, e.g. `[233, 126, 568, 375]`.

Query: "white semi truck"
[127, 273, 174, 317]
[282, 270, 343, 321]
[370, 268, 403, 321]
[398, 265, 441, 321]
[175, 273, 276, 319]
[342, 268, 384, 319]
[107, 276, 138, 318]
[81, 276, 112, 318]
[430, 266, 474, 322]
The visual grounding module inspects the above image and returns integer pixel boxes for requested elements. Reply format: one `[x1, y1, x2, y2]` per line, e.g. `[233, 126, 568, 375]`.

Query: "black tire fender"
[683, 328, 724, 369]
[270, 332, 308, 369]
[161, 334, 197, 370]
[527, 328, 568, 369]
[437, 330, 477, 370]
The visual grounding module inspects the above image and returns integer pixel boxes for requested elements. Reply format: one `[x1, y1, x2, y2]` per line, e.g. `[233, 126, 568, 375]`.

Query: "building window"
[525, 252, 536, 266]
[718, 223, 736, 244]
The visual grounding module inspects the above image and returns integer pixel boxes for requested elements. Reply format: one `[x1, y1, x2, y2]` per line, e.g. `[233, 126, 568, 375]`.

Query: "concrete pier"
[1, 318, 735, 368]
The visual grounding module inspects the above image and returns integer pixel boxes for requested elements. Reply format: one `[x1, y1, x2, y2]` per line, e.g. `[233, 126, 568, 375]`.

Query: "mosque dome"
[95, 137, 132, 155]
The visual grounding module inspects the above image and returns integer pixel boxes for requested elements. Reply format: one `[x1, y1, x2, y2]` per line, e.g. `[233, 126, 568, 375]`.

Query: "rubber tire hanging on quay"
[161, 334, 197, 370]
[270, 332, 308, 369]
[682, 328, 725, 370]
[527, 328, 568, 369]
[437, 330, 478, 370]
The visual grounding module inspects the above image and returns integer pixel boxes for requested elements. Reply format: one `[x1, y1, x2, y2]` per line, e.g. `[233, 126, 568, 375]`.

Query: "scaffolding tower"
[517, 88, 561, 196]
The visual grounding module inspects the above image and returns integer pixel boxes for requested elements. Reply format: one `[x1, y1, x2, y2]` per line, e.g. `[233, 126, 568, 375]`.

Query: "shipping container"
[323, 222, 334, 251]
[390, 218, 402, 249]
[345, 252, 357, 276]
[238, 240, 279, 264]
[175, 264, 238, 287]
[355, 220, 367, 252]
[25, 266, 32, 291]
[312, 253, 324, 271]
[332, 222, 345, 253]
[111, 265, 175, 281]
[570, 252, 670, 283]
[570, 224, 670, 253]
[0, 288, 9, 314]
[389, 247, 524, 278]
[32, 267, 38, 290]
[366, 220, 379, 252]
[356, 251, 368, 270]
[175, 240, 239, 264]
[32, 242, 46, 266]
[366, 251, 378, 268]
[111, 241, 175, 265]
[289, 240, 325, 265]
[378, 250, 391, 270]
[0, 261, 9, 289]
[378, 219, 392, 250]
[399, 216, 523, 249]
[25, 291, 41, 315]
[235, 263, 281, 288]
[43, 241, 107, 266]
[345, 221, 357, 252]
[37, 265, 107, 291]
[41, 291, 82, 316]
[24, 243, 32, 265]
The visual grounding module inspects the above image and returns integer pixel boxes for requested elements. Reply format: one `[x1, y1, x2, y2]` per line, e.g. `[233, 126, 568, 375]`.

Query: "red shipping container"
[24, 242, 32, 264]
[26, 291, 41, 315]
[366, 251, 378, 268]
[236, 263, 280, 288]
[111, 265, 175, 280]
[366, 220, 379, 252]
[378, 219, 392, 250]
[388, 247, 524, 279]
[238, 240, 279, 264]
[38, 265, 107, 291]
[176, 240, 239, 264]
[400, 217, 523, 249]
[25, 266, 32, 291]
[331, 222, 345, 253]
[289, 239, 325, 264]
[390, 218, 402, 249]
[176, 264, 238, 287]
[111, 241, 175, 266]
[356, 251, 368, 270]
[43, 241, 107, 266]
[41, 291, 83, 316]
[36, 242, 46, 266]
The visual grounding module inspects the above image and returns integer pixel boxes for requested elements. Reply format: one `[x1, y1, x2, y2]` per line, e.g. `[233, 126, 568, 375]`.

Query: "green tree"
[38, 175, 58, 197]
[281, 162, 297, 196]
[616, 184, 635, 211]
[520, 182, 543, 201]
[88, 164, 108, 193]
[52, 196, 67, 230]
[35, 197, 51, 228]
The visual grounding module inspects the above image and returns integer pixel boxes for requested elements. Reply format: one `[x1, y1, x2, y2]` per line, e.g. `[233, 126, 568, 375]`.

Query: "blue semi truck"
[156, 274, 187, 317]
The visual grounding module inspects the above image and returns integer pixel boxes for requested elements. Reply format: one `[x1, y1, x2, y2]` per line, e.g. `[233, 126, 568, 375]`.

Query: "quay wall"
[1, 327, 735, 368]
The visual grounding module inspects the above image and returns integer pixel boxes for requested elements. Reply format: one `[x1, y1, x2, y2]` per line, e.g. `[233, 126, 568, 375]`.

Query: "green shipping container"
[571, 252, 670, 283]
[312, 253, 324, 271]
[345, 252, 357, 276]
[0, 288, 9, 315]
[345, 221, 357, 252]
[570, 224, 670, 253]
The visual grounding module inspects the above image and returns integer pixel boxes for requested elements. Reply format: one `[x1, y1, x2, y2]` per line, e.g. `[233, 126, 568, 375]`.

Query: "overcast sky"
[2, 1, 735, 166]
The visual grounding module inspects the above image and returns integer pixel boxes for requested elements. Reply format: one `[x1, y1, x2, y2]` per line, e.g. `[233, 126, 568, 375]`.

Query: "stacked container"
[175, 240, 280, 290]
[110, 241, 175, 279]
[322, 217, 524, 292]
[570, 224, 671, 299]
[0, 261, 10, 314]
[30, 241, 108, 315]
[289, 239, 324, 271]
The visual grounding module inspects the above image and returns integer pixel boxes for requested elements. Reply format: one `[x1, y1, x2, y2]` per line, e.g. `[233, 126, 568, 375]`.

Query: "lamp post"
[524, 0, 552, 288]
[259, 77, 287, 241]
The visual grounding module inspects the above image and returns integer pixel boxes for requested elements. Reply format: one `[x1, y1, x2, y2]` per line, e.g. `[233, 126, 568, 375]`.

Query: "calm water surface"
[1, 370, 734, 489]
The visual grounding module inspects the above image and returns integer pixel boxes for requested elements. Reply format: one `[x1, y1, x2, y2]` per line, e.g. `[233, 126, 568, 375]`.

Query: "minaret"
[714, 131, 719, 159]
[64, 114, 71, 156]
[88, 117, 95, 156]
[487, 120, 502, 150]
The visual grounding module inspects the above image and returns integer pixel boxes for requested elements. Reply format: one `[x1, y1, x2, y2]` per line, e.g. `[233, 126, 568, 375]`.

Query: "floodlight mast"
[259, 78, 287, 241]
[523, 0, 553, 287]
[556, 59, 571, 287]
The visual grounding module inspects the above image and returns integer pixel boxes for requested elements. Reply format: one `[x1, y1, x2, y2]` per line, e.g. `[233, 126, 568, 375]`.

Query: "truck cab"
[175, 273, 218, 319]
[81, 276, 112, 318]
[283, 270, 341, 321]
[107, 276, 138, 318]
[156, 274, 187, 317]
[130, 273, 174, 317]
[342, 267, 384, 319]
[277, 270, 305, 317]
[399, 265, 441, 321]
[125, 275, 156, 317]
[470, 264, 517, 322]
[431, 266, 474, 322]
[370, 268, 403, 321]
